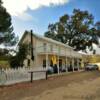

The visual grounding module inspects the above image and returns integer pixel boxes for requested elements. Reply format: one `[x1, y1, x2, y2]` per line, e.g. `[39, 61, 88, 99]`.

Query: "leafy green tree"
[9, 44, 28, 68]
[0, 48, 8, 55]
[95, 22, 100, 29]
[0, 0, 18, 46]
[95, 22, 100, 37]
[45, 9, 99, 52]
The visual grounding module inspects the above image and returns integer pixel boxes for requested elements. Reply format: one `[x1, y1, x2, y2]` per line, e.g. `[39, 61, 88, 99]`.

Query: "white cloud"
[3, 0, 69, 16]
[15, 13, 33, 21]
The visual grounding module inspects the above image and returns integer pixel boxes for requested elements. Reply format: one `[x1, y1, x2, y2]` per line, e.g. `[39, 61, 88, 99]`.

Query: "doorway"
[59, 59, 62, 72]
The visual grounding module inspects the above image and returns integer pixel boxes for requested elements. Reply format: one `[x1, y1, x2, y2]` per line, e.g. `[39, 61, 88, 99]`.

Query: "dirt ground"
[1, 71, 100, 100]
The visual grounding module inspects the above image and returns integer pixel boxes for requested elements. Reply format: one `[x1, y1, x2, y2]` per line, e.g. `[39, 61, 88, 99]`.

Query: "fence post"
[30, 72, 33, 83]
[46, 71, 48, 80]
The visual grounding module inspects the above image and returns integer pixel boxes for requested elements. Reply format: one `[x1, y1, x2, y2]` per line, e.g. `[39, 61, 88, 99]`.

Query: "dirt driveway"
[0, 71, 100, 100]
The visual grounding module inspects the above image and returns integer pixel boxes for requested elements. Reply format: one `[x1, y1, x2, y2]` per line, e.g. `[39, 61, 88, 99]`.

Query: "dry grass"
[0, 60, 10, 69]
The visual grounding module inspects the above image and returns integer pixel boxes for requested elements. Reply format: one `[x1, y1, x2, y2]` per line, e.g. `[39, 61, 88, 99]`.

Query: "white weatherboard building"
[19, 31, 84, 73]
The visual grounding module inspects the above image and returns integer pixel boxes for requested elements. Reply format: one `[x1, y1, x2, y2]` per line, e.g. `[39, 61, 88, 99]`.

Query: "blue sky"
[3, 0, 100, 39]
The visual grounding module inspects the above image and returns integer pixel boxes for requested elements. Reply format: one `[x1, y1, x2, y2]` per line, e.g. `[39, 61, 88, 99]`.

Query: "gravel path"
[0, 71, 100, 100]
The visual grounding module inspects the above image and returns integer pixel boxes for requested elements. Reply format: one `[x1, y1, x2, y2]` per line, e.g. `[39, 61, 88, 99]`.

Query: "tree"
[95, 22, 100, 29]
[44, 9, 99, 52]
[0, 48, 9, 56]
[9, 44, 28, 68]
[0, 0, 18, 46]
[95, 22, 100, 37]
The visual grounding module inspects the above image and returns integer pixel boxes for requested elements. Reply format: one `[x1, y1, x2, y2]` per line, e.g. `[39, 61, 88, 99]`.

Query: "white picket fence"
[0, 67, 46, 85]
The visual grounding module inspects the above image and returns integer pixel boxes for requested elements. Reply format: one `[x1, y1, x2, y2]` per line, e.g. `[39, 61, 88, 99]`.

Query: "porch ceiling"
[37, 52, 82, 59]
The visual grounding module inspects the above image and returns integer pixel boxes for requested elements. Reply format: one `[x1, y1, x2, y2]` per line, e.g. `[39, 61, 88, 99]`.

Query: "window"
[50, 44, 53, 52]
[43, 43, 46, 52]
[43, 59, 46, 68]
[28, 59, 30, 66]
